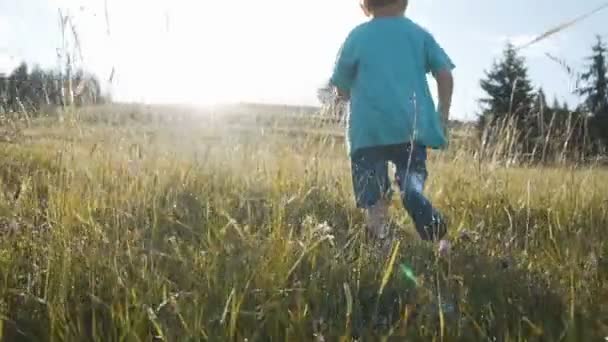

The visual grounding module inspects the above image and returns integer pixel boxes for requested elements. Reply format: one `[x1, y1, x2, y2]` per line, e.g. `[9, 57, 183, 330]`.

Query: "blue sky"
[1, 0, 607, 120]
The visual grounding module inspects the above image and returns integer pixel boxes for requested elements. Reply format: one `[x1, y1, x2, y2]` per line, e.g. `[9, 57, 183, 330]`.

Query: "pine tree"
[535, 88, 549, 116]
[577, 35, 608, 148]
[478, 43, 537, 157]
[29, 66, 48, 109]
[577, 36, 608, 115]
[552, 97, 561, 112]
[1, 62, 107, 112]
[7, 62, 29, 112]
[0, 73, 7, 110]
[532, 88, 550, 138]
[480, 43, 535, 123]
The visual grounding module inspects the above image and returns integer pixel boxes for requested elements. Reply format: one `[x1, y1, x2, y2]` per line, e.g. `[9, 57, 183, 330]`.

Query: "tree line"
[0, 62, 107, 114]
[478, 36, 608, 162]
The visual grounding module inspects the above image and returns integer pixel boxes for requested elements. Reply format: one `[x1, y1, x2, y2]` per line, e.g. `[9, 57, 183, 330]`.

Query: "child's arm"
[434, 69, 454, 126]
[425, 32, 455, 128]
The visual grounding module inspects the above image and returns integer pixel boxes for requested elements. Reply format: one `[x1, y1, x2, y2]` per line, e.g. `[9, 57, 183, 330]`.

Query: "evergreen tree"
[535, 88, 547, 109]
[0, 73, 7, 110]
[577, 36, 608, 115]
[478, 43, 537, 158]
[534, 88, 549, 116]
[551, 97, 561, 112]
[480, 43, 535, 123]
[0, 62, 107, 113]
[528, 88, 550, 140]
[577, 35, 608, 147]
[29, 66, 49, 109]
[7, 62, 29, 111]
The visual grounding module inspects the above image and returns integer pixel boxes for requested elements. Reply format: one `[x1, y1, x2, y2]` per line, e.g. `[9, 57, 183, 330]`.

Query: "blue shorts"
[351, 143, 428, 208]
[351, 143, 445, 240]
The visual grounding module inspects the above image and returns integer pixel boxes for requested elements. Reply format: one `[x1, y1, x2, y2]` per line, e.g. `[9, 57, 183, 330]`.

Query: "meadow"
[0, 105, 607, 341]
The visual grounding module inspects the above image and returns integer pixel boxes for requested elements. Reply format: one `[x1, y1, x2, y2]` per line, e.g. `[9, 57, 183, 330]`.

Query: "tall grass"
[0, 107, 607, 341]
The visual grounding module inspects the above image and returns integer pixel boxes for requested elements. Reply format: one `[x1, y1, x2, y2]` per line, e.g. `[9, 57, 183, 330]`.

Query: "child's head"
[360, 0, 408, 17]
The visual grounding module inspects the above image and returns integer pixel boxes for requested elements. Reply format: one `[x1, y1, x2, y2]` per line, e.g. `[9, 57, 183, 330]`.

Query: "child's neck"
[373, 12, 404, 18]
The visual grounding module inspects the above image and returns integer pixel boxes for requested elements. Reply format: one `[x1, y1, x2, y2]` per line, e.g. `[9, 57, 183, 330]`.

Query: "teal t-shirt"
[330, 16, 455, 155]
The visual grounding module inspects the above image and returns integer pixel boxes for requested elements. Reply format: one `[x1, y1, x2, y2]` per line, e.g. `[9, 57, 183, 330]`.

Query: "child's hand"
[318, 83, 349, 107]
[317, 83, 335, 106]
[336, 88, 350, 102]
[317, 82, 348, 120]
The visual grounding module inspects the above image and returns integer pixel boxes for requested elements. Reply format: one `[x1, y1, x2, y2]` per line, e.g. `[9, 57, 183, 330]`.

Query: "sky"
[1, 0, 607, 121]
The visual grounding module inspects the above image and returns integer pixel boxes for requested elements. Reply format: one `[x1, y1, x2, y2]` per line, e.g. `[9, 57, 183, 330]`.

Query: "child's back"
[331, 16, 454, 154]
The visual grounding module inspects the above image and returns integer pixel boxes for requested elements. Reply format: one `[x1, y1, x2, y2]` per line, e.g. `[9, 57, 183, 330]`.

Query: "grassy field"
[0, 106, 607, 341]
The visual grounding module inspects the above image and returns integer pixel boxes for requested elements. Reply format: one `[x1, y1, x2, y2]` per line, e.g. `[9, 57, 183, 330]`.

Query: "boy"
[328, 0, 455, 244]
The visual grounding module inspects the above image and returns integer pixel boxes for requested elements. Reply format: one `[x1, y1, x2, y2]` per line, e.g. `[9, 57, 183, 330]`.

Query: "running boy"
[329, 0, 455, 243]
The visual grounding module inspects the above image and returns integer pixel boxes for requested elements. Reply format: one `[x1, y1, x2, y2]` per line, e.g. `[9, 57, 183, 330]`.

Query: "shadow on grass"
[292, 239, 571, 341]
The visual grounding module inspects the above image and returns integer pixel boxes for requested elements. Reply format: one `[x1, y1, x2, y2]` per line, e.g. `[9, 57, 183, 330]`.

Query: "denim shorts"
[350, 143, 428, 209]
[350, 143, 446, 241]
